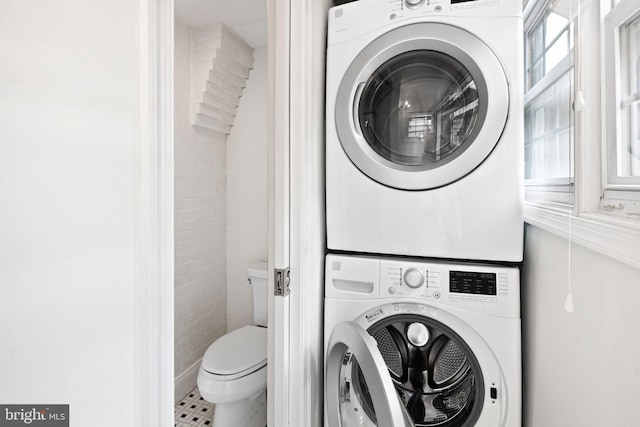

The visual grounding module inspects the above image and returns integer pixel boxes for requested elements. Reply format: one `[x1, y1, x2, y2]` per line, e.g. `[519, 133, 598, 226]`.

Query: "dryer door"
[335, 23, 509, 190]
[326, 321, 413, 427]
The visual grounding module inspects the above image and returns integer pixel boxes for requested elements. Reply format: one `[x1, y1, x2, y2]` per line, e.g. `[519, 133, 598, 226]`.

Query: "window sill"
[524, 201, 640, 269]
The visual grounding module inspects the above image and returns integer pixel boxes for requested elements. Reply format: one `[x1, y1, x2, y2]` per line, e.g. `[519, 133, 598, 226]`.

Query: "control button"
[405, 0, 425, 8]
[462, 296, 473, 302]
[432, 291, 441, 299]
[388, 287, 396, 295]
[463, 3, 475, 8]
[450, 295, 460, 302]
[407, 323, 430, 347]
[487, 297, 498, 303]
[403, 268, 425, 289]
[474, 296, 486, 303]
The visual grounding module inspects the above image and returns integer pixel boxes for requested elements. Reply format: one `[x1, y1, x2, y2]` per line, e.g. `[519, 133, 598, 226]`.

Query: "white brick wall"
[226, 47, 268, 332]
[174, 19, 228, 378]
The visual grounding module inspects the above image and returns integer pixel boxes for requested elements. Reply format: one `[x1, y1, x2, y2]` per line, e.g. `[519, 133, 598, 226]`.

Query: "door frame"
[137, 0, 329, 425]
[136, 0, 175, 426]
[267, 0, 291, 424]
[285, 0, 331, 425]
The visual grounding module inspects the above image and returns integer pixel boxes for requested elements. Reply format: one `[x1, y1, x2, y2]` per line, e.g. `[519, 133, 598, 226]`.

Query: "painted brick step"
[194, 113, 231, 135]
[189, 23, 254, 133]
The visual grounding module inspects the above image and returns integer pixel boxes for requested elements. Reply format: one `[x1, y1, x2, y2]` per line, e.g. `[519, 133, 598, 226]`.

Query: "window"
[603, 0, 640, 216]
[524, 1, 574, 204]
[604, 1, 640, 189]
[527, 8, 572, 88]
[619, 15, 640, 178]
[525, 71, 573, 182]
[524, 0, 640, 270]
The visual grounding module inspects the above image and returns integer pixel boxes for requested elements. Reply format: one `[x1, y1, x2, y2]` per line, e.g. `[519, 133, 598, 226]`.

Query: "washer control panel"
[380, 259, 514, 303]
[325, 254, 520, 318]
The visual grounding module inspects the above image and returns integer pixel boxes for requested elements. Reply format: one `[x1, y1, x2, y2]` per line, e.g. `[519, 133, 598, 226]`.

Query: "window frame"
[523, 0, 640, 271]
[524, 0, 575, 205]
[603, 0, 640, 206]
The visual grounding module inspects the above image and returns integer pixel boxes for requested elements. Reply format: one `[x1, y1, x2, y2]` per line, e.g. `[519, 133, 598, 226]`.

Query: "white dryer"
[326, 0, 524, 262]
[324, 254, 521, 426]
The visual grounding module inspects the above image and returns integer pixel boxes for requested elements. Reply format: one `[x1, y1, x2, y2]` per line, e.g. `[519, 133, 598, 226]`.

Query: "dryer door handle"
[352, 82, 366, 136]
[326, 321, 413, 427]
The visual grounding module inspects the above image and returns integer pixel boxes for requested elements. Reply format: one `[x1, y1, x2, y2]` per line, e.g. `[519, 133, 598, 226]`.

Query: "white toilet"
[197, 262, 268, 427]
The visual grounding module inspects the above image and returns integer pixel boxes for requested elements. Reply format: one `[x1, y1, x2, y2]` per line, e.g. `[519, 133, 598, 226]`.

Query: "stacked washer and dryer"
[323, 1, 524, 426]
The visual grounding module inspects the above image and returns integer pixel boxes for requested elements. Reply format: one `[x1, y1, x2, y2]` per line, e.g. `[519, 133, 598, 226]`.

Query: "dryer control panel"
[326, 254, 520, 319]
[386, 0, 513, 15]
[328, 0, 521, 47]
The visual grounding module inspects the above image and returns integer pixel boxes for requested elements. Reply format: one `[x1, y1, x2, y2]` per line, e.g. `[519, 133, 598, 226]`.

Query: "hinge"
[274, 267, 290, 297]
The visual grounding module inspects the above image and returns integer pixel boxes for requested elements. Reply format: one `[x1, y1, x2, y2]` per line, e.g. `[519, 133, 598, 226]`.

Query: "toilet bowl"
[197, 262, 268, 427]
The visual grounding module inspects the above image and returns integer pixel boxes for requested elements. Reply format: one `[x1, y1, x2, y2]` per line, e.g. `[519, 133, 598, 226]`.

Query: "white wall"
[523, 225, 640, 427]
[226, 47, 268, 332]
[174, 20, 227, 385]
[0, 1, 140, 425]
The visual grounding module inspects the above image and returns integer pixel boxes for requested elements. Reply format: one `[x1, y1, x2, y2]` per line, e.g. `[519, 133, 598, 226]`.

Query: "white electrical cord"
[564, 0, 583, 313]
[564, 212, 575, 312]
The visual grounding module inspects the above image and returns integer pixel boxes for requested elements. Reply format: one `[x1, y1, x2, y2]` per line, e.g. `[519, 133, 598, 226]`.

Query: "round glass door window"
[358, 51, 481, 169]
[339, 315, 484, 426]
[334, 23, 509, 190]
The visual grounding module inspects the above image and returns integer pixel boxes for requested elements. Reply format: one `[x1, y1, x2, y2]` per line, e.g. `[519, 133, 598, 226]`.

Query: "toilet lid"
[202, 325, 267, 376]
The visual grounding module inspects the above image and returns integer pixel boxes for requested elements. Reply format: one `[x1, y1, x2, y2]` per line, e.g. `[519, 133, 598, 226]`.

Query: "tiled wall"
[174, 20, 227, 378]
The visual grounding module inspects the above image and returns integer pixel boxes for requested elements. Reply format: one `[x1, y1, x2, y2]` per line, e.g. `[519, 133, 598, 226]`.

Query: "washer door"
[326, 321, 413, 427]
[335, 23, 509, 190]
[327, 315, 485, 426]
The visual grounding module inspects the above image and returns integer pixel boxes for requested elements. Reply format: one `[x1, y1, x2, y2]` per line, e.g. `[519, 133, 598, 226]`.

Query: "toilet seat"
[198, 326, 268, 405]
[201, 325, 267, 380]
[198, 364, 267, 404]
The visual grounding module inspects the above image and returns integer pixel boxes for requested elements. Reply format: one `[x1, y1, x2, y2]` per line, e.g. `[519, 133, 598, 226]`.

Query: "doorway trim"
[138, 0, 328, 425]
[136, 0, 175, 426]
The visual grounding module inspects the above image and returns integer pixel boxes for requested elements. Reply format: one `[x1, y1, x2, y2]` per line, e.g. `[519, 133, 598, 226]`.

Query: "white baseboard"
[175, 358, 202, 402]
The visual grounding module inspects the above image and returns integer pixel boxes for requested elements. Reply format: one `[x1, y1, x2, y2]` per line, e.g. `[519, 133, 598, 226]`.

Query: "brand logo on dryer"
[365, 309, 383, 323]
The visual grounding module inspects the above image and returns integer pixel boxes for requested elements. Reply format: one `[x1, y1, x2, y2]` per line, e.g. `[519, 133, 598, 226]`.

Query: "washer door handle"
[352, 82, 366, 136]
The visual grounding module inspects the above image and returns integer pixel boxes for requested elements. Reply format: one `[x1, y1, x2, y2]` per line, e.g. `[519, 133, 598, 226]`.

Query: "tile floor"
[174, 387, 214, 427]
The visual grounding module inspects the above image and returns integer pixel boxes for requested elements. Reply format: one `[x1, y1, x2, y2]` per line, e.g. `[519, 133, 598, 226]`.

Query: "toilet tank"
[248, 262, 268, 327]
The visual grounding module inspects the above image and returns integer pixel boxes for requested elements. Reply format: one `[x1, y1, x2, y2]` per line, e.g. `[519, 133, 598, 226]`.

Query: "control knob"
[405, 0, 426, 8]
[403, 268, 425, 289]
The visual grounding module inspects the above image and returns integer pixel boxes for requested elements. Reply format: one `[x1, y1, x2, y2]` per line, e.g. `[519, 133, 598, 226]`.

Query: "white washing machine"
[324, 254, 521, 426]
[326, 0, 524, 262]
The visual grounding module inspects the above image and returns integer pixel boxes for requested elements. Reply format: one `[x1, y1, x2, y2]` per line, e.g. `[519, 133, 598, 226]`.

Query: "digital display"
[450, 271, 497, 296]
[451, 0, 477, 3]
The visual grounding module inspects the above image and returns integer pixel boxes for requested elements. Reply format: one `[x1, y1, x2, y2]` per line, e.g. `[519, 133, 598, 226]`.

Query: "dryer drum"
[351, 317, 483, 426]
